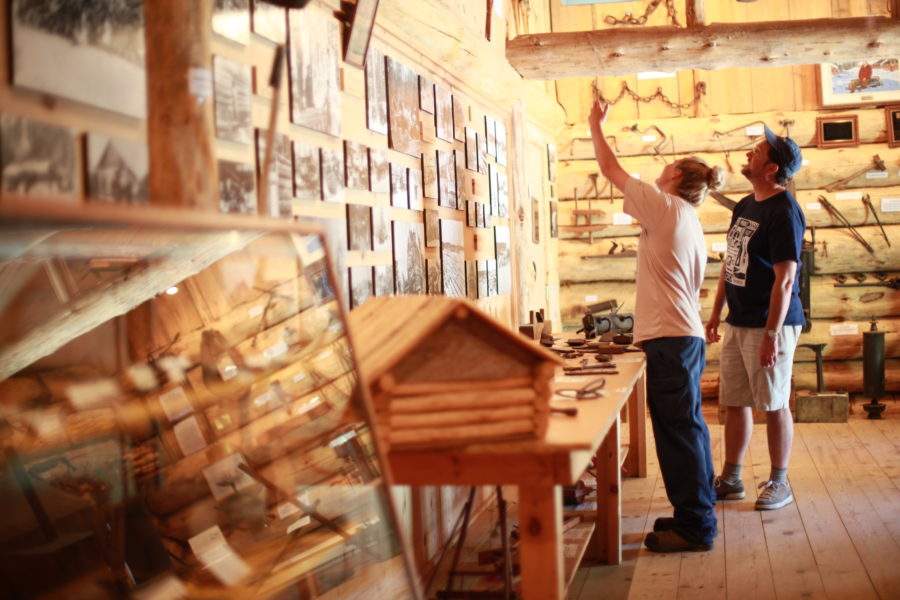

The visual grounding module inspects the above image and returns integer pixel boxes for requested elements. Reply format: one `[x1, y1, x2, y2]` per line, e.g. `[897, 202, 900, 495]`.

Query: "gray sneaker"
[714, 476, 745, 500]
[755, 480, 793, 510]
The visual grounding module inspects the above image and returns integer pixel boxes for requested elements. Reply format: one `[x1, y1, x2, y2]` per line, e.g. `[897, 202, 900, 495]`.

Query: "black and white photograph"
[427, 259, 442, 296]
[487, 258, 498, 297]
[386, 56, 421, 157]
[424, 209, 439, 248]
[365, 46, 388, 135]
[485, 115, 497, 157]
[344, 140, 369, 190]
[465, 260, 477, 300]
[314, 217, 349, 308]
[321, 147, 344, 203]
[489, 163, 499, 216]
[453, 95, 466, 142]
[547, 143, 557, 182]
[10, 0, 146, 119]
[408, 166, 423, 211]
[494, 226, 511, 295]
[289, 7, 341, 136]
[434, 84, 454, 143]
[293, 140, 321, 201]
[349, 266, 374, 309]
[477, 131, 488, 175]
[481, 203, 490, 229]
[419, 75, 435, 113]
[549, 201, 559, 239]
[250, 0, 285, 43]
[372, 206, 391, 252]
[437, 149, 457, 209]
[374, 264, 394, 296]
[344, 0, 380, 69]
[85, 133, 148, 204]
[214, 55, 253, 145]
[465, 127, 477, 171]
[475, 201, 484, 229]
[213, 0, 250, 45]
[477, 260, 488, 298]
[218, 159, 256, 214]
[390, 162, 407, 208]
[497, 171, 509, 218]
[347, 204, 372, 251]
[495, 120, 507, 166]
[455, 149, 466, 208]
[422, 152, 438, 199]
[369, 148, 389, 193]
[440, 219, 465, 297]
[1, 115, 76, 198]
[255, 129, 292, 217]
[393, 220, 425, 294]
[466, 201, 477, 228]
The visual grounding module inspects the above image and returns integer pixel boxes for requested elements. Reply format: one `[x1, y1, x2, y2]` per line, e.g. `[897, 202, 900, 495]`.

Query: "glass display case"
[0, 202, 420, 599]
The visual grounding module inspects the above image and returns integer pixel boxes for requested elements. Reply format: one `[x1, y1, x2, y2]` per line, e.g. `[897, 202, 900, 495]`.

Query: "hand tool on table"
[555, 377, 606, 400]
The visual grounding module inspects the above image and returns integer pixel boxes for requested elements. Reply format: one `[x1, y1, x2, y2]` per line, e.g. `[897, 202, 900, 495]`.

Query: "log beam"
[506, 17, 900, 79]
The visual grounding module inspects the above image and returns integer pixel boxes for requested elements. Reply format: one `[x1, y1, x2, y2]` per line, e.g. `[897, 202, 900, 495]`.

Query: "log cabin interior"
[0, 0, 898, 598]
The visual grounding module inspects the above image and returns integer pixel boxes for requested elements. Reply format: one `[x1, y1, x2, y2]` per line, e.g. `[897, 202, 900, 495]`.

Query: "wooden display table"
[388, 353, 647, 600]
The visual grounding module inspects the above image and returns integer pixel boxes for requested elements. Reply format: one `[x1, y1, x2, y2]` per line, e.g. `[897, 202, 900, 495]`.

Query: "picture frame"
[819, 59, 900, 107]
[886, 105, 900, 148]
[344, 0, 380, 69]
[815, 115, 859, 149]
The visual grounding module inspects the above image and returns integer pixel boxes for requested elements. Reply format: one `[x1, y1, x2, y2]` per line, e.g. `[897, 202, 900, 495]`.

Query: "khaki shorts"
[718, 324, 801, 411]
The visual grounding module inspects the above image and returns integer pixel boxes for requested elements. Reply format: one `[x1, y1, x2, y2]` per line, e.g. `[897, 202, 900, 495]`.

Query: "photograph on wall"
[85, 133, 148, 204]
[820, 59, 900, 106]
[477, 259, 488, 298]
[408, 167, 424, 211]
[349, 266, 374, 309]
[494, 225, 511, 295]
[455, 149, 467, 209]
[453, 95, 466, 142]
[344, 0, 380, 68]
[389, 162, 407, 208]
[466, 201, 477, 228]
[485, 115, 497, 157]
[218, 159, 256, 214]
[419, 75, 435, 113]
[434, 84, 454, 143]
[392, 220, 426, 294]
[365, 46, 388, 135]
[288, 7, 341, 136]
[465, 127, 478, 171]
[369, 148, 389, 193]
[426, 258, 442, 295]
[437, 150, 457, 209]
[347, 204, 372, 251]
[213, 0, 250, 45]
[465, 260, 477, 300]
[487, 259, 498, 297]
[255, 129, 292, 217]
[440, 219, 465, 297]
[547, 143, 557, 182]
[549, 201, 559, 238]
[374, 264, 394, 296]
[10, 0, 146, 119]
[424, 208, 439, 248]
[477, 131, 489, 175]
[214, 55, 253, 144]
[481, 203, 490, 229]
[488, 163, 499, 216]
[344, 140, 370, 190]
[314, 216, 350, 308]
[497, 171, 509, 217]
[372, 206, 392, 252]
[320, 147, 344, 203]
[1, 115, 76, 198]
[422, 152, 438, 199]
[293, 140, 321, 201]
[495, 121, 507, 166]
[250, 0, 285, 43]
[386, 56, 421, 157]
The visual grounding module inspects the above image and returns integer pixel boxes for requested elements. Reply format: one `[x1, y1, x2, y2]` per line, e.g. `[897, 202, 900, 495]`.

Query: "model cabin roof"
[347, 295, 562, 386]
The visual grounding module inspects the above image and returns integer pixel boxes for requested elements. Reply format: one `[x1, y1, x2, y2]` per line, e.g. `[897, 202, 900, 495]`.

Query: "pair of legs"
[723, 405, 793, 470]
[643, 336, 717, 549]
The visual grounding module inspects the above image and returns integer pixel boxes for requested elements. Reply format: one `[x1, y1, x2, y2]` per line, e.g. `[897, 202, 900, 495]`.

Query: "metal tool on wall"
[823, 154, 886, 193]
[861, 194, 891, 247]
[817, 195, 875, 254]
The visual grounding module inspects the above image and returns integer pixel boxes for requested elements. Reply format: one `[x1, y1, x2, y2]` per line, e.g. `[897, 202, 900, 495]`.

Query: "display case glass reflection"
[0, 205, 418, 599]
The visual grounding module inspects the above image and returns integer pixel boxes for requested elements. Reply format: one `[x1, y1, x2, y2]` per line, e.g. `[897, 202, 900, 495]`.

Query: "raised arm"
[588, 100, 631, 193]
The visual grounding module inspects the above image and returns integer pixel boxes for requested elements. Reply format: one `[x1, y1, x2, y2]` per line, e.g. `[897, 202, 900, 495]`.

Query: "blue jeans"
[643, 336, 717, 544]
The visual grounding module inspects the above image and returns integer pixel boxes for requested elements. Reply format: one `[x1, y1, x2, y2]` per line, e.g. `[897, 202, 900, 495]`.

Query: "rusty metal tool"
[824, 155, 886, 193]
[861, 194, 891, 247]
[818, 195, 875, 254]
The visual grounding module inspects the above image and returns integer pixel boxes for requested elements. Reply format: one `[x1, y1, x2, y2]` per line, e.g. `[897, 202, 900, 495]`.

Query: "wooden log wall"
[550, 0, 900, 396]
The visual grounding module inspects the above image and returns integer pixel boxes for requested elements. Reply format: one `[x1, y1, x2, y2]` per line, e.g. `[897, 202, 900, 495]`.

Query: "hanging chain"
[604, 0, 681, 27]
[594, 80, 706, 111]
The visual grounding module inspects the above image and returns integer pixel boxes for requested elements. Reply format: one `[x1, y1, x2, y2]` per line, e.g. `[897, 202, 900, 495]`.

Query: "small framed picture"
[886, 105, 900, 148]
[815, 114, 859, 149]
[344, 0, 380, 68]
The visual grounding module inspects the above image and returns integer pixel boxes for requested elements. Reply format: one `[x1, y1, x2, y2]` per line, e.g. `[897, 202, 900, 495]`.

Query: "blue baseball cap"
[764, 125, 803, 180]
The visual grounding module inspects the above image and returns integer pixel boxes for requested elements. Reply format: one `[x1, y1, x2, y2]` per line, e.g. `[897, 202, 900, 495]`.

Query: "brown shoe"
[644, 530, 712, 553]
[653, 517, 675, 531]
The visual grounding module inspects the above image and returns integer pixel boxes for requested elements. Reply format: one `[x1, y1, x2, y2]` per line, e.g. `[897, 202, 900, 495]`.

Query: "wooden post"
[593, 417, 622, 564]
[144, 0, 217, 210]
[518, 484, 564, 599]
[686, 0, 706, 27]
[626, 370, 647, 478]
[893, 0, 900, 19]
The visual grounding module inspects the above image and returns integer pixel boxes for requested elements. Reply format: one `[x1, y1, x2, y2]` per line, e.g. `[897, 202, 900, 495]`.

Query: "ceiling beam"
[506, 16, 900, 79]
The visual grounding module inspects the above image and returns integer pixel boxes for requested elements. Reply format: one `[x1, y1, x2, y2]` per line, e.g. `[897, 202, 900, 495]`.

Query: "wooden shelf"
[563, 522, 596, 591]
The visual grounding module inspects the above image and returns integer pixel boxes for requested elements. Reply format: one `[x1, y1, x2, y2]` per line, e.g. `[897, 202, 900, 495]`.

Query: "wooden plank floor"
[570, 400, 900, 600]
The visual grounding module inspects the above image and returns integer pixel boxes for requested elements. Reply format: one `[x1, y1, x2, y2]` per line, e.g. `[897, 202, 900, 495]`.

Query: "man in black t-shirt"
[705, 126, 806, 511]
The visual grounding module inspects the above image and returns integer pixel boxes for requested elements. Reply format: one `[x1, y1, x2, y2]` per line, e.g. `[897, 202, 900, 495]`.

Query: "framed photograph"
[494, 226, 511, 295]
[408, 167, 424, 211]
[320, 148, 344, 203]
[465, 260, 477, 300]
[440, 219, 465, 297]
[372, 206, 392, 252]
[549, 201, 559, 239]
[365, 47, 388, 135]
[214, 55, 253, 144]
[426, 258, 442, 295]
[374, 264, 394, 296]
[218, 160, 256, 214]
[386, 56, 421, 157]
[85, 133, 149, 204]
[434, 84, 454, 143]
[820, 59, 900, 107]
[886, 105, 900, 148]
[347, 204, 372, 251]
[422, 152, 438, 199]
[419, 76, 435, 113]
[453, 95, 466, 142]
[369, 148, 389, 193]
[255, 129, 292, 217]
[815, 115, 859, 149]
[392, 220, 425, 294]
[213, 0, 250, 45]
[344, 0, 380, 69]
[437, 149, 457, 209]
[1, 115, 76, 198]
[390, 162, 407, 208]
[349, 266, 374, 308]
[288, 8, 341, 136]
[293, 141, 321, 201]
[344, 140, 370, 190]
